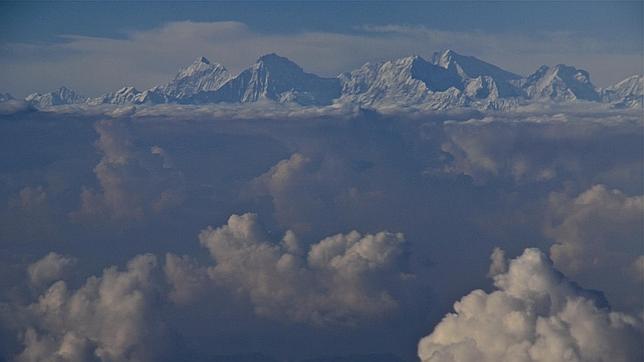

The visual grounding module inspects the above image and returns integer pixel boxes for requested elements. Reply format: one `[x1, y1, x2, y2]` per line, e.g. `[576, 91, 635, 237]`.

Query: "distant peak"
[56, 86, 81, 96]
[256, 53, 302, 71]
[552, 64, 581, 72]
[551, 64, 590, 77]
[174, 56, 227, 80]
[257, 53, 291, 63]
[196, 56, 210, 65]
[117, 86, 140, 93]
[442, 49, 456, 56]
[395, 55, 429, 67]
[439, 49, 462, 59]
[431, 49, 460, 66]
[532, 65, 550, 75]
[404, 54, 423, 61]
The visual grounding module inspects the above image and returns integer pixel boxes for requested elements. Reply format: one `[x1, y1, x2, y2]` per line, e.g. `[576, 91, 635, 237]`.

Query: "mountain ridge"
[18, 50, 643, 111]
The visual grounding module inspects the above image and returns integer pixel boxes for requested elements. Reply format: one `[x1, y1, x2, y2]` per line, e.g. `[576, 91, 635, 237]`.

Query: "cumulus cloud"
[544, 185, 643, 310]
[248, 131, 433, 237]
[487, 247, 506, 277]
[440, 111, 643, 191]
[163, 253, 209, 305]
[27, 252, 76, 289]
[13, 254, 170, 362]
[418, 248, 643, 362]
[546, 184, 643, 275]
[71, 119, 185, 221]
[198, 213, 409, 325]
[249, 153, 340, 233]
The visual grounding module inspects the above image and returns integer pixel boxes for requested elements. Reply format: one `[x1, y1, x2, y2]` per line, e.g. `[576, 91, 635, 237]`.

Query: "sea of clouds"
[0, 103, 641, 361]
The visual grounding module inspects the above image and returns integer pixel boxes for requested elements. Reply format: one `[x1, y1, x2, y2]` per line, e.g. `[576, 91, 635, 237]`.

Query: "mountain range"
[11, 50, 643, 111]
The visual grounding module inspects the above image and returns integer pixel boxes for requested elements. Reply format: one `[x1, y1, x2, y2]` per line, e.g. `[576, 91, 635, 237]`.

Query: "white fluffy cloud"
[71, 119, 185, 221]
[487, 247, 507, 277]
[198, 213, 408, 325]
[163, 253, 209, 305]
[250, 153, 340, 233]
[545, 185, 643, 309]
[418, 248, 643, 362]
[27, 252, 76, 289]
[546, 184, 643, 275]
[248, 146, 418, 237]
[14, 254, 169, 362]
[440, 112, 643, 190]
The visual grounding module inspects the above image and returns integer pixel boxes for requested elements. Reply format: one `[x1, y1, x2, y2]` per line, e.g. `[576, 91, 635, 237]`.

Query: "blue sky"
[1, 1, 642, 96]
[2, 1, 642, 42]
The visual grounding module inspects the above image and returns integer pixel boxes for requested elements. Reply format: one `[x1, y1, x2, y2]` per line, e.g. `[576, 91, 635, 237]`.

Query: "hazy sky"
[0, 1, 642, 97]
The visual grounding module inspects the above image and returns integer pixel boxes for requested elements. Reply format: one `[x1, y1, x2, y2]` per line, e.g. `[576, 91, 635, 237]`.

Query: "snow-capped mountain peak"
[523, 64, 599, 101]
[430, 49, 522, 98]
[605, 74, 643, 96]
[432, 49, 459, 72]
[16, 50, 643, 111]
[602, 74, 643, 108]
[249, 53, 308, 81]
[87, 86, 142, 105]
[163, 57, 230, 98]
[432, 49, 521, 82]
[338, 54, 467, 108]
[25, 86, 86, 107]
[189, 53, 341, 106]
[174, 56, 222, 79]
[85, 56, 231, 105]
[256, 53, 299, 67]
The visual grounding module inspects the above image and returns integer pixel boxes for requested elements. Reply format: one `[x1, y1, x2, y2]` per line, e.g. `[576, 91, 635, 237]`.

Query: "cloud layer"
[0, 104, 642, 361]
